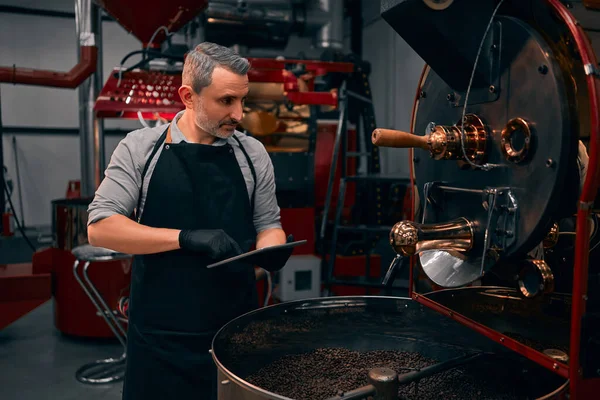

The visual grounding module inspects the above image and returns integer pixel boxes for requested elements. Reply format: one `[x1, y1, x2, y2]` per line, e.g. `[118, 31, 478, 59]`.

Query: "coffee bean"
[244, 348, 522, 400]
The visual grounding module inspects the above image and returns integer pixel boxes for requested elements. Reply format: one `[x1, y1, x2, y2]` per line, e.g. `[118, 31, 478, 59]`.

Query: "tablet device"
[206, 240, 308, 269]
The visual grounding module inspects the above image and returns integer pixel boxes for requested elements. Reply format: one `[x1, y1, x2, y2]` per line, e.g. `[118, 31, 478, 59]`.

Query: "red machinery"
[372, 0, 600, 398]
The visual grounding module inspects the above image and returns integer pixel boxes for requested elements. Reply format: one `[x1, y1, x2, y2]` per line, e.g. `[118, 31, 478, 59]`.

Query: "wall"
[0, 0, 424, 228]
[361, 3, 424, 178]
[0, 2, 143, 228]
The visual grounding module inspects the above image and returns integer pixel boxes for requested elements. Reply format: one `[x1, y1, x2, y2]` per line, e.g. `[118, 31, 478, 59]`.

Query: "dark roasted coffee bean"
[244, 348, 522, 400]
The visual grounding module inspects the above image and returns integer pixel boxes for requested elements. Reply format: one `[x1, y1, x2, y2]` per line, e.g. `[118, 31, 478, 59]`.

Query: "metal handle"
[381, 255, 406, 287]
[390, 218, 474, 256]
[372, 128, 428, 149]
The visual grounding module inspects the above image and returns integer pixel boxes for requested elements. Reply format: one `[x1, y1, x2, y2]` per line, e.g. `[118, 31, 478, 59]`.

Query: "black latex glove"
[253, 234, 296, 272]
[179, 229, 242, 260]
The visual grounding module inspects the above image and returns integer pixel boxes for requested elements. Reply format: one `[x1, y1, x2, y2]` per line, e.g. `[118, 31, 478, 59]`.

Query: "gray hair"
[182, 42, 250, 94]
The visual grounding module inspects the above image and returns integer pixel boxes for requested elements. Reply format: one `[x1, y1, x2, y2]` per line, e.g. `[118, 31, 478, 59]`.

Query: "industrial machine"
[4, 0, 597, 398]
[211, 0, 600, 399]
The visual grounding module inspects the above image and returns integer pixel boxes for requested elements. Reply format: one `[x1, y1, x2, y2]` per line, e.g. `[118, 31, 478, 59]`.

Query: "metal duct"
[312, 0, 344, 50]
[75, 0, 104, 197]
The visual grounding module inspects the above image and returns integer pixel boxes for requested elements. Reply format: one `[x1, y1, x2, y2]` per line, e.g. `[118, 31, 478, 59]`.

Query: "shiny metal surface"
[501, 117, 532, 163]
[313, 0, 344, 49]
[367, 368, 398, 400]
[544, 223, 560, 249]
[411, 16, 579, 285]
[212, 296, 567, 400]
[518, 259, 555, 298]
[389, 218, 473, 257]
[419, 250, 485, 288]
[76, 0, 104, 196]
[372, 114, 487, 163]
[428, 114, 487, 163]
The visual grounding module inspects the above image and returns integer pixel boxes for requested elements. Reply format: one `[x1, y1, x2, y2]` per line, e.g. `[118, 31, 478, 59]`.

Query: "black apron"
[122, 127, 258, 400]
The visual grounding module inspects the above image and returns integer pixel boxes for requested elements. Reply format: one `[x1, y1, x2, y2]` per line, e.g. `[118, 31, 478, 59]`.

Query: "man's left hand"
[253, 234, 295, 272]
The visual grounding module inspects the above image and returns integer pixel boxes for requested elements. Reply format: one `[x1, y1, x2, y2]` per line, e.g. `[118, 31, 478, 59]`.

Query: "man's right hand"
[179, 229, 242, 260]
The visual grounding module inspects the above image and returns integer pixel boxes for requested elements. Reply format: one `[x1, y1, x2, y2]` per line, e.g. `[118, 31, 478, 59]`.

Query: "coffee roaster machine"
[5, 0, 599, 398]
[211, 0, 600, 399]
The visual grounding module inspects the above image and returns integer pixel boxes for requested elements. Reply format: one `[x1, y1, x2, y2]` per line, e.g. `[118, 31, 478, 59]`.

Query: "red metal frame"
[95, 58, 354, 119]
[0, 46, 97, 89]
[408, 1, 600, 398]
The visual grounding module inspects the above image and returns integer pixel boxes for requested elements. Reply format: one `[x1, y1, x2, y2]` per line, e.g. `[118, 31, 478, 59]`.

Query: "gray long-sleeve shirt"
[87, 110, 282, 233]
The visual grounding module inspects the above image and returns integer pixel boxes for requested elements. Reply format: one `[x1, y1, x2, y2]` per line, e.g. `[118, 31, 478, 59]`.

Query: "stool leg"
[82, 261, 128, 344]
[72, 259, 127, 384]
[75, 355, 126, 384]
[72, 260, 126, 348]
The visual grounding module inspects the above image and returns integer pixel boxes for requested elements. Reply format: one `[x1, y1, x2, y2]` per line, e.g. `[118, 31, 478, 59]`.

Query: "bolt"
[447, 93, 455, 102]
[413, 157, 420, 163]
[553, 363, 559, 370]
[538, 64, 548, 75]
[500, 337, 505, 342]
[419, 90, 427, 99]
[546, 158, 554, 168]
[489, 85, 496, 93]
[491, 44, 498, 50]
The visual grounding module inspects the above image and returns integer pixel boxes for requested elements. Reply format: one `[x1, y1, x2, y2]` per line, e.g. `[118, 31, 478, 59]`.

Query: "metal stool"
[72, 244, 132, 384]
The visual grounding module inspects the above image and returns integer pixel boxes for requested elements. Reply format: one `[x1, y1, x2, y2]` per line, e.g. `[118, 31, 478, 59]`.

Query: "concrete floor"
[0, 301, 123, 400]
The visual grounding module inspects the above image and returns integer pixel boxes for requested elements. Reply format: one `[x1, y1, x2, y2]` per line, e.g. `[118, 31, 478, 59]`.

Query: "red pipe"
[0, 46, 97, 89]
[543, 1, 600, 398]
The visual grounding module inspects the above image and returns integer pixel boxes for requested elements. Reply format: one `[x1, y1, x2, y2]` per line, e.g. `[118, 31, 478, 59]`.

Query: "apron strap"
[135, 126, 169, 222]
[231, 134, 257, 213]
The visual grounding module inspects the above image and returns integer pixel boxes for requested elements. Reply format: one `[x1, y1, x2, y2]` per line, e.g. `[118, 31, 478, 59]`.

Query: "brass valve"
[518, 259, 554, 298]
[389, 218, 474, 257]
[372, 114, 487, 164]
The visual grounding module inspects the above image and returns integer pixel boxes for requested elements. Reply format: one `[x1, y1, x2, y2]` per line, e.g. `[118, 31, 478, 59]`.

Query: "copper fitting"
[501, 118, 532, 163]
[518, 259, 555, 298]
[372, 114, 487, 164]
[543, 223, 560, 249]
[389, 218, 474, 257]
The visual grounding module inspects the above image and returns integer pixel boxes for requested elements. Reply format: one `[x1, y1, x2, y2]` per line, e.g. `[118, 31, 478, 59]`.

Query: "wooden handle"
[372, 128, 429, 149]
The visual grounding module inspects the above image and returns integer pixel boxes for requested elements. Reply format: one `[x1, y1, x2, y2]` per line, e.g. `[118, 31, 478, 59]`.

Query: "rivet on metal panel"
[584, 63, 600, 77]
